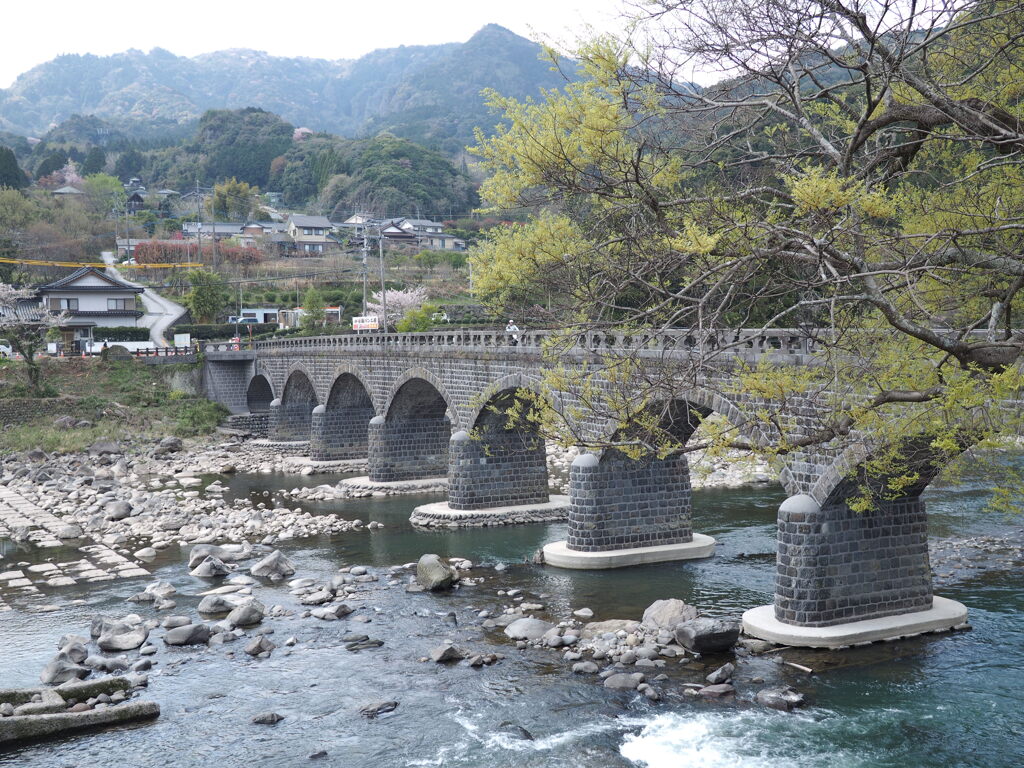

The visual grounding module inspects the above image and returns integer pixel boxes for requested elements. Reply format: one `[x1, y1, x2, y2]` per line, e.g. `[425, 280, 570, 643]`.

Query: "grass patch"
[0, 421, 119, 454]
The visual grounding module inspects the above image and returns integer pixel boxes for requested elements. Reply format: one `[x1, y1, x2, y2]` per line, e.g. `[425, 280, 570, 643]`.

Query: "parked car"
[0, 339, 11, 358]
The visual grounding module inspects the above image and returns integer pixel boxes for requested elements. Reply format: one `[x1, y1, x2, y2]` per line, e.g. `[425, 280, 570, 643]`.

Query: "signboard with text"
[352, 315, 380, 331]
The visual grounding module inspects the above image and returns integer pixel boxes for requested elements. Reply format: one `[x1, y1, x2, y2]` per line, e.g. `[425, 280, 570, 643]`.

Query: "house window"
[108, 298, 133, 310]
[52, 298, 78, 311]
[303, 243, 323, 252]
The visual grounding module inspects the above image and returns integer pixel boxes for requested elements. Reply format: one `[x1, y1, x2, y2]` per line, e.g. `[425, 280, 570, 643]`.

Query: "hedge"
[175, 323, 277, 340]
[92, 326, 151, 342]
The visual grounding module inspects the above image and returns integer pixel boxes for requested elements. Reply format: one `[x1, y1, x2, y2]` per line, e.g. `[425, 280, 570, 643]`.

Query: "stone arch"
[382, 367, 457, 428]
[369, 374, 453, 482]
[246, 374, 274, 413]
[325, 364, 375, 412]
[310, 369, 375, 461]
[271, 368, 319, 442]
[449, 376, 552, 510]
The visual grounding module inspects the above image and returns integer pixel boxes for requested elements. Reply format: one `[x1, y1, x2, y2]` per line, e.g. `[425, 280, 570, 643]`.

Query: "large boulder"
[641, 599, 698, 631]
[197, 594, 243, 614]
[164, 623, 211, 646]
[674, 618, 741, 653]
[603, 673, 645, 690]
[755, 686, 806, 711]
[503, 618, 554, 642]
[97, 624, 149, 652]
[188, 543, 253, 568]
[189, 556, 230, 578]
[429, 644, 465, 663]
[226, 600, 265, 628]
[40, 659, 90, 685]
[250, 550, 295, 581]
[415, 554, 458, 591]
[104, 500, 133, 521]
[244, 635, 275, 657]
[89, 440, 121, 457]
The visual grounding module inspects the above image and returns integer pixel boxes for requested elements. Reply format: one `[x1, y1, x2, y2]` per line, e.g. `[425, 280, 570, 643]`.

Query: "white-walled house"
[37, 267, 144, 350]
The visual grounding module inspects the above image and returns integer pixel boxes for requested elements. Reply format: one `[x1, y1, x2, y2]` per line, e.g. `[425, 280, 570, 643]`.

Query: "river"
[0, 466, 1021, 767]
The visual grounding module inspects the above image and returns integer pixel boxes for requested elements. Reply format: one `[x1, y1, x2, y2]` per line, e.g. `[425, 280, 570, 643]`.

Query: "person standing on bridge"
[506, 319, 520, 346]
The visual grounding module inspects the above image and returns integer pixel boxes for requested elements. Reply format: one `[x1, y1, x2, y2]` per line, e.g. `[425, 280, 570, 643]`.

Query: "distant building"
[36, 267, 144, 351]
[287, 214, 335, 253]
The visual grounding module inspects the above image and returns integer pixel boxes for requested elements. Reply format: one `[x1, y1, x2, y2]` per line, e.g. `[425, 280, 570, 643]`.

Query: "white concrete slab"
[541, 534, 717, 570]
[741, 596, 968, 649]
[410, 496, 570, 527]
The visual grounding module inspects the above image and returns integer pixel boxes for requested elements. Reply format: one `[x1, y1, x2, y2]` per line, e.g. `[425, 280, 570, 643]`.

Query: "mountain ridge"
[0, 25, 570, 154]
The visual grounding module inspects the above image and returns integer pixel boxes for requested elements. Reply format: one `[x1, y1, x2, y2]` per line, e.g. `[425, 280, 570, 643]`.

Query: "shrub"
[175, 323, 276, 340]
[174, 400, 228, 436]
[93, 326, 151, 342]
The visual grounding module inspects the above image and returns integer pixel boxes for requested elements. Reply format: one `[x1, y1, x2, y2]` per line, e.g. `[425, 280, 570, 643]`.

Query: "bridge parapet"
[241, 328, 821, 361]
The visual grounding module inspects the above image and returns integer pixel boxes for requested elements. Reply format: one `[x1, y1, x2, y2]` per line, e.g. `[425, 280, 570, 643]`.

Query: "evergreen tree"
[114, 148, 144, 180]
[302, 285, 326, 328]
[34, 152, 65, 180]
[0, 147, 26, 189]
[81, 146, 107, 175]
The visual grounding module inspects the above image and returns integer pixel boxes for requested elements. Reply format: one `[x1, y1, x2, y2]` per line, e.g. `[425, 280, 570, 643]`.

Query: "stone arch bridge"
[202, 329, 967, 647]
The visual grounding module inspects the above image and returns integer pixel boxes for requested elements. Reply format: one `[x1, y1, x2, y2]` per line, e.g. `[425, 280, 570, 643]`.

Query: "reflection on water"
[0, 466, 1021, 768]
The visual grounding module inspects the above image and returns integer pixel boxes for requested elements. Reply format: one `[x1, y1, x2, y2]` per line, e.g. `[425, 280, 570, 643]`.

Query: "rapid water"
[0, 468, 1021, 767]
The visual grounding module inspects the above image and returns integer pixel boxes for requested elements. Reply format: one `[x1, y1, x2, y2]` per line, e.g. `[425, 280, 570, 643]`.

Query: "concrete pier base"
[282, 457, 367, 473]
[741, 596, 968, 649]
[411, 495, 570, 527]
[340, 476, 447, 494]
[541, 533, 716, 570]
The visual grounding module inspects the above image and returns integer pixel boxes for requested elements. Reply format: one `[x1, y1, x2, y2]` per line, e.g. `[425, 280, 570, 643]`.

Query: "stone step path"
[0, 487, 149, 601]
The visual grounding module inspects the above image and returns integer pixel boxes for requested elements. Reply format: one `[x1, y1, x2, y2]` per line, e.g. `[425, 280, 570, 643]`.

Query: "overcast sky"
[1, 0, 630, 88]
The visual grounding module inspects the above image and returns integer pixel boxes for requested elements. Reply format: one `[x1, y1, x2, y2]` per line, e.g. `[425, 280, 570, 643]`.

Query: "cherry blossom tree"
[0, 284, 66, 395]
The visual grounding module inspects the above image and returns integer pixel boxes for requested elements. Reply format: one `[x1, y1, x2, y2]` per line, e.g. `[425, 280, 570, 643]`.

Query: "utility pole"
[361, 230, 369, 317]
[378, 227, 387, 334]
[195, 180, 203, 263]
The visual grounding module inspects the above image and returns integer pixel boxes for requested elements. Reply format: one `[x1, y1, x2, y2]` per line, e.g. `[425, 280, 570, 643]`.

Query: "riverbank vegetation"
[0, 357, 225, 452]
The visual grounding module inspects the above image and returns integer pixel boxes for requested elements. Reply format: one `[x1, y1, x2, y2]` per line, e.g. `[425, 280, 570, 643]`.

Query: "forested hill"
[0, 25, 569, 155]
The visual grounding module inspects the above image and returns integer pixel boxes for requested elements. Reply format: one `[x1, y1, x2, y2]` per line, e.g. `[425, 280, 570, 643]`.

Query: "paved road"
[100, 251, 186, 347]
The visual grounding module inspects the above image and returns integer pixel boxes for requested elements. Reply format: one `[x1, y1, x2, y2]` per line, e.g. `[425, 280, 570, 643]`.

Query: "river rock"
[89, 440, 121, 456]
[697, 683, 736, 698]
[674, 618, 741, 653]
[429, 644, 465, 663]
[227, 600, 265, 628]
[572, 661, 599, 674]
[56, 523, 84, 539]
[252, 712, 284, 725]
[311, 603, 353, 621]
[197, 594, 242, 614]
[188, 543, 253, 568]
[190, 556, 231, 578]
[156, 436, 183, 453]
[164, 623, 211, 646]
[603, 673, 645, 690]
[755, 686, 806, 711]
[497, 722, 534, 741]
[97, 624, 149, 652]
[134, 547, 157, 560]
[503, 618, 554, 642]
[359, 700, 398, 718]
[245, 635, 275, 657]
[145, 580, 177, 598]
[300, 590, 332, 606]
[641, 599, 698, 631]
[104, 500, 133, 521]
[250, 550, 295, 581]
[706, 662, 735, 685]
[40, 659, 90, 685]
[416, 554, 457, 591]
[57, 641, 89, 664]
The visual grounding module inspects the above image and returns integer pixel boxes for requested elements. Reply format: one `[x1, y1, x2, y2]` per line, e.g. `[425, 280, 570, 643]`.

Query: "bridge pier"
[367, 415, 451, 482]
[742, 493, 967, 648]
[542, 451, 715, 569]
[410, 431, 569, 526]
[267, 398, 314, 444]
